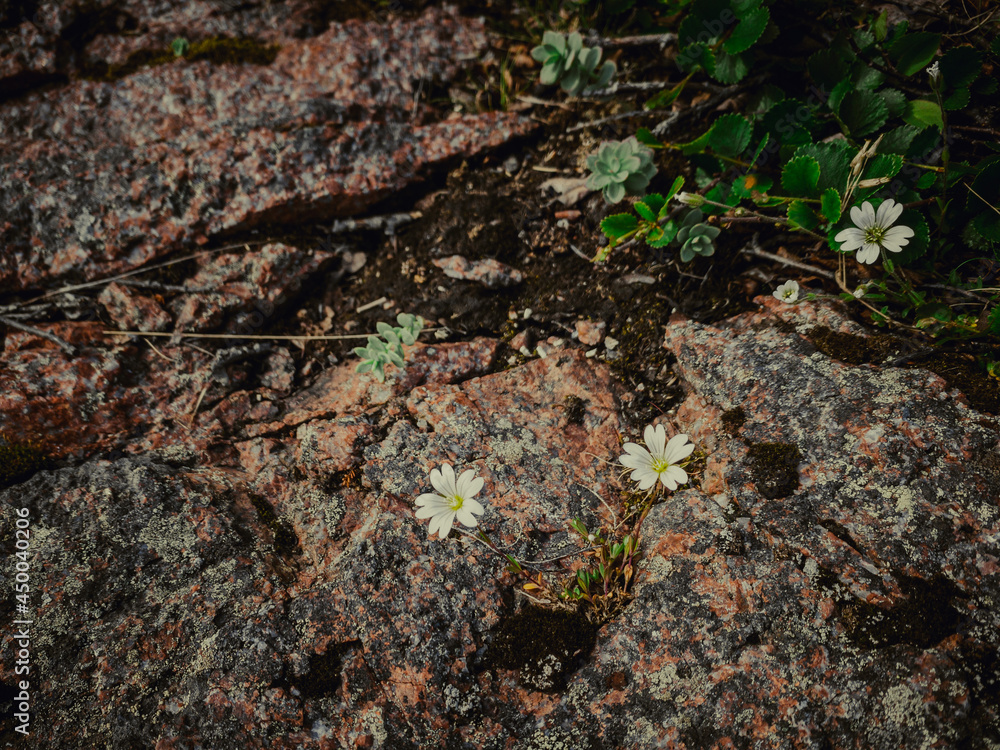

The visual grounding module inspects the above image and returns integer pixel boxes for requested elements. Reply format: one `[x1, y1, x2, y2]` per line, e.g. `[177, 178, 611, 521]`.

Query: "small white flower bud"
[674, 191, 705, 207]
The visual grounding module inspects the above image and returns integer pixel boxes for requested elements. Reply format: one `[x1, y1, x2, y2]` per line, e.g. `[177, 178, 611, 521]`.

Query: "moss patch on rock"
[747, 442, 801, 499]
[0, 434, 51, 490]
[482, 604, 597, 693]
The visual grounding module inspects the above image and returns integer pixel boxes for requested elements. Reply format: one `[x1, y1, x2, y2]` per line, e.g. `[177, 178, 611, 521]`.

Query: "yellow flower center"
[864, 225, 887, 245]
[651, 458, 670, 474]
[448, 495, 464, 511]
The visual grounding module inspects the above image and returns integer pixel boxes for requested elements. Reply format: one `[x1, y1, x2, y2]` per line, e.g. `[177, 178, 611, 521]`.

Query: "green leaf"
[781, 155, 821, 197]
[676, 42, 716, 76]
[877, 125, 921, 154]
[879, 88, 907, 118]
[838, 88, 889, 137]
[808, 49, 851, 90]
[916, 171, 937, 189]
[968, 158, 1000, 241]
[872, 10, 888, 42]
[987, 306, 1000, 336]
[601, 214, 639, 240]
[891, 209, 929, 265]
[724, 7, 769, 54]
[663, 175, 685, 207]
[944, 88, 971, 111]
[708, 113, 752, 157]
[679, 128, 713, 155]
[940, 45, 982, 89]
[635, 127, 663, 148]
[889, 31, 941, 76]
[851, 63, 885, 90]
[787, 200, 820, 230]
[644, 81, 685, 110]
[634, 201, 657, 222]
[862, 153, 904, 182]
[820, 188, 842, 223]
[793, 142, 852, 193]
[647, 220, 678, 247]
[905, 99, 944, 130]
[641, 193, 667, 217]
[712, 48, 750, 83]
[762, 99, 816, 146]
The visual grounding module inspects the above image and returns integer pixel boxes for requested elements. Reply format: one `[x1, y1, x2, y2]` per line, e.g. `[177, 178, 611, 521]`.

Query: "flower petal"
[835, 227, 864, 251]
[859, 201, 876, 229]
[857, 244, 879, 264]
[883, 225, 914, 243]
[457, 470, 484, 498]
[645, 424, 667, 458]
[620, 453, 650, 470]
[876, 198, 903, 227]
[455, 508, 480, 527]
[849, 204, 866, 228]
[664, 434, 695, 462]
[462, 496, 485, 517]
[663, 465, 689, 488]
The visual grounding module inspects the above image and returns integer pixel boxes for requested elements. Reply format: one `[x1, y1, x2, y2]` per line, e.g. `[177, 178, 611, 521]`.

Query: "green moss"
[0, 435, 51, 490]
[807, 326, 1000, 413]
[806, 326, 904, 365]
[248, 493, 301, 558]
[920, 352, 1000, 414]
[482, 605, 597, 692]
[82, 36, 280, 82]
[747, 442, 801, 499]
[839, 574, 965, 649]
[720, 406, 746, 432]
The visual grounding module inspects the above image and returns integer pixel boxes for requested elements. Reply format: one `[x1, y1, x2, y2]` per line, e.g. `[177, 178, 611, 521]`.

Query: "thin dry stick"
[142, 337, 177, 363]
[0, 315, 76, 354]
[584, 32, 677, 47]
[102, 329, 441, 341]
[188, 383, 211, 429]
[742, 244, 836, 280]
[18, 241, 269, 306]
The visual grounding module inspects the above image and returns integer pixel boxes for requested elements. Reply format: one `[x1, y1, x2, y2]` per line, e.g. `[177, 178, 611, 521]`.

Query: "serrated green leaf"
[820, 188, 842, 223]
[891, 209, 929, 265]
[890, 31, 940, 76]
[676, 42, 716, 76]
[916, 171, 937, 189]
[944, 87, 971, 111]
[879, 88, 907, 118]
[862, 153, 904, 181]
[634, 201, 657, 222]
[712, 48, 750, 83]
[641, 193, 667, 217]
[854, 28, 875, 51]
[762, 99, 815, 146]
[877, 124, 921, 155]
[647, 220, 678, 247]
[600, 213, 639, 240]
[905, 99, 944, 130]
[793, 142, 852, 193]
[838, 88, 889, 137]
[787, 200, 820, 230]
[725, 7, 769, 54]
[708, 113, 752, 157]
[782, 155, 821, 197]
[940, 45, 982, 89]
[852, 63, 885, 90]
[731, 173, 773, 200]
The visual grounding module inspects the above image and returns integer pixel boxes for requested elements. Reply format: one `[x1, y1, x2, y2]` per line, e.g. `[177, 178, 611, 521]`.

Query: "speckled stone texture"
[0, 5, 536, 293]
[1, 299, 998, 748]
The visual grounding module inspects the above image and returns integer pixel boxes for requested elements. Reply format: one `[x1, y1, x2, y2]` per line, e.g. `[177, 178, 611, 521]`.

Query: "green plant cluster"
[354, 313, 425, 382]
[531, 31, 617, 96]
[547, 0, 1000, 352]
[585, 136, 657, 203]
[558, 518, 640, 623]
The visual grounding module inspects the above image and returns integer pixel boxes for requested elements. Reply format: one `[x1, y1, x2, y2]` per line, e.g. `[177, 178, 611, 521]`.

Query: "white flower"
[853, 284, 869, 299]
[773, 280, 800, 303]
[926, 60, 941, 83]
[619, 425, 694, 491]
[833, 199, 914, 265]
[414, 463, 485, 539]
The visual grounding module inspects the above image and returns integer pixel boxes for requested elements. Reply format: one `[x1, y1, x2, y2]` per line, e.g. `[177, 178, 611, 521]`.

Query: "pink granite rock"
[98, 280, 172, 331]
[0, 7, 537, 293]
[3, 299, 998, 748]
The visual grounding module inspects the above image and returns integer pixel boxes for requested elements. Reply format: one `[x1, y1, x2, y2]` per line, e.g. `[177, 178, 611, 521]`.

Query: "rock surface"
[2, 298, 998, 748]
[0, 5, 536, 293]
